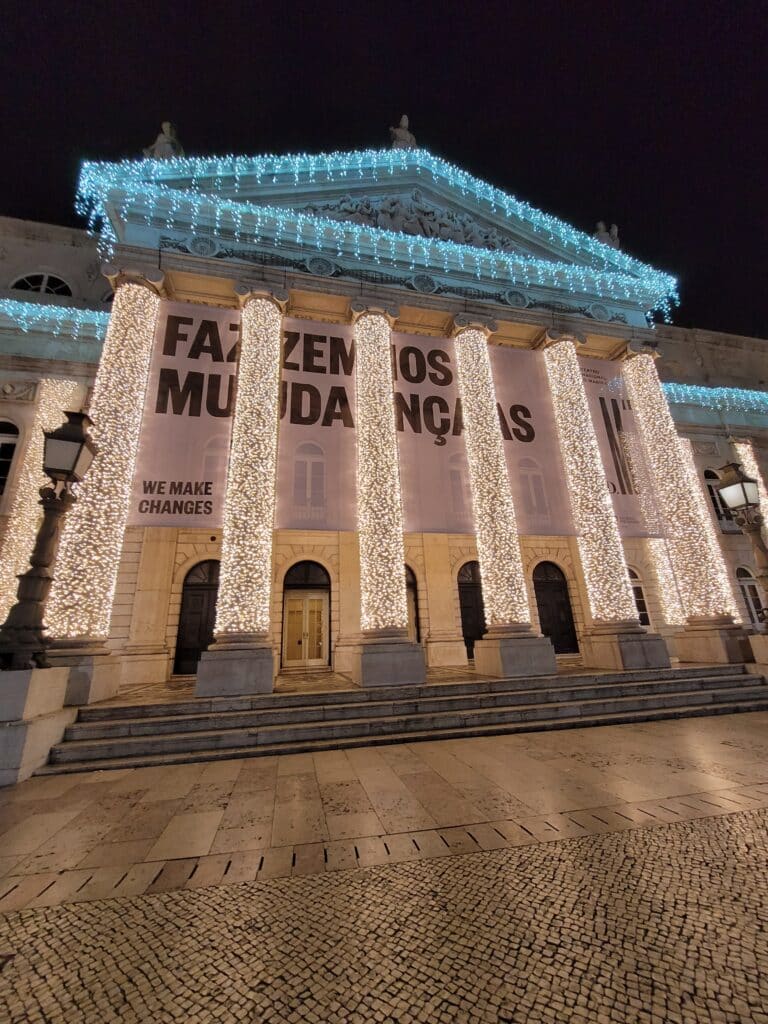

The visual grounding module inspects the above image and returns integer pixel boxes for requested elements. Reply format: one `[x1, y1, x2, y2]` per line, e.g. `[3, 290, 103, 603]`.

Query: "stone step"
[76, 663, 749, 721]
[36, 696, 768, 775]
[62, 673, 759, 741]
[48, 682, 768, 764]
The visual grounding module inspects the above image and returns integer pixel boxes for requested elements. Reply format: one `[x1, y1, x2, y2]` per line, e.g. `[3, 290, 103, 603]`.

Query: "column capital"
[451, 313, 497, 338]
[234, 284, 289, 312]
[533, 326, 586, 350]
[624, 338, 663, 360]
[102, 264, 165, 296]
[349, 299, 399, 325]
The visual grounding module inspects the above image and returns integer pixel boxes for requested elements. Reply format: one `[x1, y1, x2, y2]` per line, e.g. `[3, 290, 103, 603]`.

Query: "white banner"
[128, 301, 647, 537]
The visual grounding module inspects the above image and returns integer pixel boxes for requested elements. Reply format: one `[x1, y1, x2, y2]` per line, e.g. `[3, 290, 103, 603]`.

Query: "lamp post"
[0, 411, 97, 669]
[715, 461, 768, 625]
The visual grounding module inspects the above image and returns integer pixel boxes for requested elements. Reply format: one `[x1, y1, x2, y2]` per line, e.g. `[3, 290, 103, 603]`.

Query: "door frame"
[532, 559, 579, 655]
[281, 589, 330, 670]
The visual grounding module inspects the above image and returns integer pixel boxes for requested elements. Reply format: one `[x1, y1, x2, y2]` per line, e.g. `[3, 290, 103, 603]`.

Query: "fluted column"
[46, 268, 163, 700]
[452, 316, 556, 678]
[623, 350, 750, 663]
[541, 331, 670, 669]
[350, 301, 425, 686]
[196, 287, 287, 696]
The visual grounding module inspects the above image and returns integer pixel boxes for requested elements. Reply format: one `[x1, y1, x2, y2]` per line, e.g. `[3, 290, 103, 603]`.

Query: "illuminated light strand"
[0, 298, 109, 339]
[663, 382, 768, 416]
[47, 282, 161, 639]
[215, 297, 283, 636]
[453, 327, 530, 625]
[678, 438, 741, 622]
[543, 340, 638, 623]
[622, 354, 737, 620]
[354, 312, 409, 631]
[75, 150, 678, 318]
[732, 440, 768, 511]
[621, 433, 686, 625]
[0, 378, 79, 623]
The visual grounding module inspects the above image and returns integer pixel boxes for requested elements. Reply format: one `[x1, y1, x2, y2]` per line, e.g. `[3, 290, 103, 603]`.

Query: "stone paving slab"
[0, 809, 766, 1023]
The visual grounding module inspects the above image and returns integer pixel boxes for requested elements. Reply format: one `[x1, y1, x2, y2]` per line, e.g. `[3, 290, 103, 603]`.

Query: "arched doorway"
[458, 560, 486, 659]
[282, 561, 331, 669]
[405, 565, 420, 643]
[532, 561, 578, 654]
[174, 560, 220, 674]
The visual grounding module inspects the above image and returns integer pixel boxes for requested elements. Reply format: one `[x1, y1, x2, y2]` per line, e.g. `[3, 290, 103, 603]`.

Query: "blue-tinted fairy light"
[0, 299, 109, 339]
[663, 382, 768, 415]
[76, 148, 678, 319]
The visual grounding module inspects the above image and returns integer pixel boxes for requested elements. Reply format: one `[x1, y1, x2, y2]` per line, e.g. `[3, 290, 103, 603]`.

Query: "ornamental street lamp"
[0, 412, 97, 669]
[715, 461, 768, 625]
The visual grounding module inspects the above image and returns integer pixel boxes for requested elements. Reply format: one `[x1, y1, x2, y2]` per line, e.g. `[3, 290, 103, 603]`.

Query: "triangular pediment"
[76, 148, 677, 322]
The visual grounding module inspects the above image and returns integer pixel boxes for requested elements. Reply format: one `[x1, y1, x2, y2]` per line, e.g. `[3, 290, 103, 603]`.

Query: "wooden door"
[458, 561, 486, 659]
[533, 562, 578, 654]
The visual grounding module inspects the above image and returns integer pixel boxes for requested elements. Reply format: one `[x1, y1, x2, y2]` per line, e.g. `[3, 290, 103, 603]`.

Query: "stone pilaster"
[452, 316, 556, 678]
[196, 287, 287, 696]
[46, 267, 164, 703]
[540, 331, 670, 670]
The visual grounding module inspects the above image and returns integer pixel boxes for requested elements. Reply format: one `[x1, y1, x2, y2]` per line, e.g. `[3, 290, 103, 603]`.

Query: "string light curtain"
[453, 326, 531, 626]
[214, 296, 283, 637]
[354, 311, 409, 632]
[543, 339, 637, 623]
[732, 439, 768, 511]
[47, 280, 161, 640]
[0, 378, 79, 622]
[623, 353, 736, 620]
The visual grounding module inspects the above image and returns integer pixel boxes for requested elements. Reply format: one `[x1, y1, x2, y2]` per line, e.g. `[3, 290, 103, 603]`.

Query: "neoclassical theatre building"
[0, 142, 767, 706]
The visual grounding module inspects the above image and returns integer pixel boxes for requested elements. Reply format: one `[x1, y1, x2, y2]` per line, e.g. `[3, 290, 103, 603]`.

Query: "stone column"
[121, 527, 177, 687]
[540, 331, 670, 670]
[349, 301, 425, 687]
[623, 349, 750, 663]
[422, 534, 468, 667]
[46, 268, 164, 704]
[452, 316, 556, 677]
[196, 288, 287, 696]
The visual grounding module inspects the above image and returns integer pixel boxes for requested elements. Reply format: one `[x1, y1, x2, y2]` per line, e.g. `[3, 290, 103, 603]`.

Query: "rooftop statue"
[390, 114, 417, 150]
[608, 223, 621, 249]
[594, 221, 621, 250]
[143, 121, 185, 160]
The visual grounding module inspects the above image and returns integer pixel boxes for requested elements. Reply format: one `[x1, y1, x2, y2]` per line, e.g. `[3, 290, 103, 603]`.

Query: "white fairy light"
[453, 327, 530, 625]
[543, 339, 637, 623]
[622, 353, 736, 620]
[647, 538, 687, 626]
[0, 378, 79, 622]
[47, 281, 161, 639]
[732, 439, 768, 511]
[354, 312, 409, 631]
[215, 296, 283, 635]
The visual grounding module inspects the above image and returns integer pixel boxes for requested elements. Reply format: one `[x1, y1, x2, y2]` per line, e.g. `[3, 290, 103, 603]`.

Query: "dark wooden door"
[174, 561, 219, 674]
[533, 562, 578, 654]
[458, 561, 486, 659]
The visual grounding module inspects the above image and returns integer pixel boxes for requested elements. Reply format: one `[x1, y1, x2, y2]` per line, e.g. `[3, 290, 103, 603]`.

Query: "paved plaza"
[1, 712, 768, 1021]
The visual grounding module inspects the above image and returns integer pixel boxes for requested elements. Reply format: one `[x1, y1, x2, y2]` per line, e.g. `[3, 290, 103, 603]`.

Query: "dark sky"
[5, 0, 767, 339]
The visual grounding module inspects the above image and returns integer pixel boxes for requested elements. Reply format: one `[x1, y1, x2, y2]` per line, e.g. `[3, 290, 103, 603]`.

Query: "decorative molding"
[0, 380, 37, 402]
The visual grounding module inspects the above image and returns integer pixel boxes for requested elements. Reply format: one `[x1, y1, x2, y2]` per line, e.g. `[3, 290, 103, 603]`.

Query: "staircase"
[38, 664, 768, 775]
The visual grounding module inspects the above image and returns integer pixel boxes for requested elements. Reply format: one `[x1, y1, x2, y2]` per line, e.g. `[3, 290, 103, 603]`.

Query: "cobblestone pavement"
[2, 713, 768, 913]
[1, 808, 766, 1023]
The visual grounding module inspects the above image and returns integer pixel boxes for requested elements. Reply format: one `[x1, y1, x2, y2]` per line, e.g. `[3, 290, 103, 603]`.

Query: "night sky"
[5, 1, 766, 339]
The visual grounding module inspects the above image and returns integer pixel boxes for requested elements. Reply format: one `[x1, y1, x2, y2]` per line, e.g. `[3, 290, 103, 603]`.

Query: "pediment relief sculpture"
[301, 189, 523, 253]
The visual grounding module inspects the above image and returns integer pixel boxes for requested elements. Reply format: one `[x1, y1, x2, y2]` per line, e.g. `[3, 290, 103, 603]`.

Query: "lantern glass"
[716, 463, 760, 511]
[42, 411, 97, 485]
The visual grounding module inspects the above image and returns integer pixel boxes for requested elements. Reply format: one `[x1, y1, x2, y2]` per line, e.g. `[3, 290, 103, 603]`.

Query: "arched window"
[11, 273, 72, 297]
[518, 456, 549, 519]
[736, 567, 763, 626]
[293, 442, 325, 519]
[0, 421, 20, 495]
[704, 469, 733, 524]
[284, 560, 331, 589]
[627, 567, 651, 627]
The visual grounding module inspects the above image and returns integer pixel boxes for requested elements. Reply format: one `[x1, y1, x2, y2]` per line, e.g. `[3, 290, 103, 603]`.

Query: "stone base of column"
[342, 629, 426, 688]
[120, 645, 171, 688]
[748, 632, 768, 670]
[47, 639, 120, 706]
[473, 625, 557, 679]
[580, 622, 671, 672]
[195, 632, 275, 697]
[0, 667, 76, 786]
[424, 630, 468, 668]
[674, 616, 752, 665]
